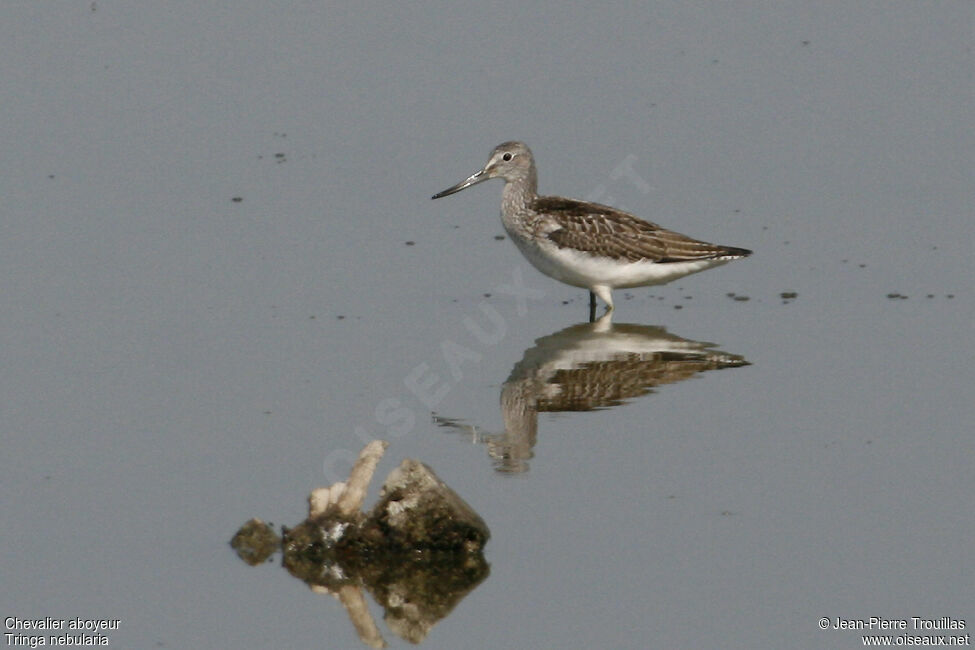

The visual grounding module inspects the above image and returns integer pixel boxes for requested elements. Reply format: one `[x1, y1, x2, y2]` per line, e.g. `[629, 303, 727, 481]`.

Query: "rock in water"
[369, 459, 489, 553]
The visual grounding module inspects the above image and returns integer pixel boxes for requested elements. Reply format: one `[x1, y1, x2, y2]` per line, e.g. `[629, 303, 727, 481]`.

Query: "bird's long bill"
[431, 169, 488, 199]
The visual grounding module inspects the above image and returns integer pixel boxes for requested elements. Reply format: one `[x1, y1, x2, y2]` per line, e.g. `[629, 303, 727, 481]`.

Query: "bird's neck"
[501, 171, 537, 220]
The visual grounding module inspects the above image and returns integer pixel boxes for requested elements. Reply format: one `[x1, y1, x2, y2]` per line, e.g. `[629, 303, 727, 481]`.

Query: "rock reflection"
[435, 313, 750, 473]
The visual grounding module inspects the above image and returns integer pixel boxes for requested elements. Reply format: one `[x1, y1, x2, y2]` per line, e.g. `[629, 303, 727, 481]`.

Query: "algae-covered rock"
[231, 442, 490, 646]
[368, 460, 489, 553]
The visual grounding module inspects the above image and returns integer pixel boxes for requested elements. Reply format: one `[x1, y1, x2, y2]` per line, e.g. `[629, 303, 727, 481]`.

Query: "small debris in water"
[483, 293, 491, 298]
[337, 315, 345, 320]
[494, 235, 505, 240]
[404, 240, 415, 246]
[780, 291, 798, 304]
[673, 304, 683, 310]
[231, 196, 243, 203]
[230, 518, 279, 566]
[886, 293, 908, 300]
[733, 295, 750, 302]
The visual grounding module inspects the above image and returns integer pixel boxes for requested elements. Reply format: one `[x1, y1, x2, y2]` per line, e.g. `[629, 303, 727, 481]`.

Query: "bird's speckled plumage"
[532, 197, 752, 264]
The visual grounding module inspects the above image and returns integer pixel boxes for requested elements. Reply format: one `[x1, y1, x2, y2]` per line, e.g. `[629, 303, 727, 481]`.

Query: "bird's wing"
[534, 197, 748, 263]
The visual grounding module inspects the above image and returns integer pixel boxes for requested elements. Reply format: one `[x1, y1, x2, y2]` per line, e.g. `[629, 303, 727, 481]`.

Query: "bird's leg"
[592, 285, 614, 312]
[588, 291, 597, 323]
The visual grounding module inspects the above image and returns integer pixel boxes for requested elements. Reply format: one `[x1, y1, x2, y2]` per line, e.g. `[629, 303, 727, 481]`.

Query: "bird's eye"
[502, 152, 512, 161]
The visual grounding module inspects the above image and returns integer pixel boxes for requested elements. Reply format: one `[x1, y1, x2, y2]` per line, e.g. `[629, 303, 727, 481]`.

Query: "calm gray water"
[2, 2, 971, 649]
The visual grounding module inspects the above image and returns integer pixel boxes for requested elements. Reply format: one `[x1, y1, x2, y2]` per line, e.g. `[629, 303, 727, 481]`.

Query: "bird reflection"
[435, 313, 749, 473]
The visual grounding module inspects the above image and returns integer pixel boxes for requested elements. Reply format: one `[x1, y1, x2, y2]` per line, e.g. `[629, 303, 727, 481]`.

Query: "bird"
[432, 141, 751, 318]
